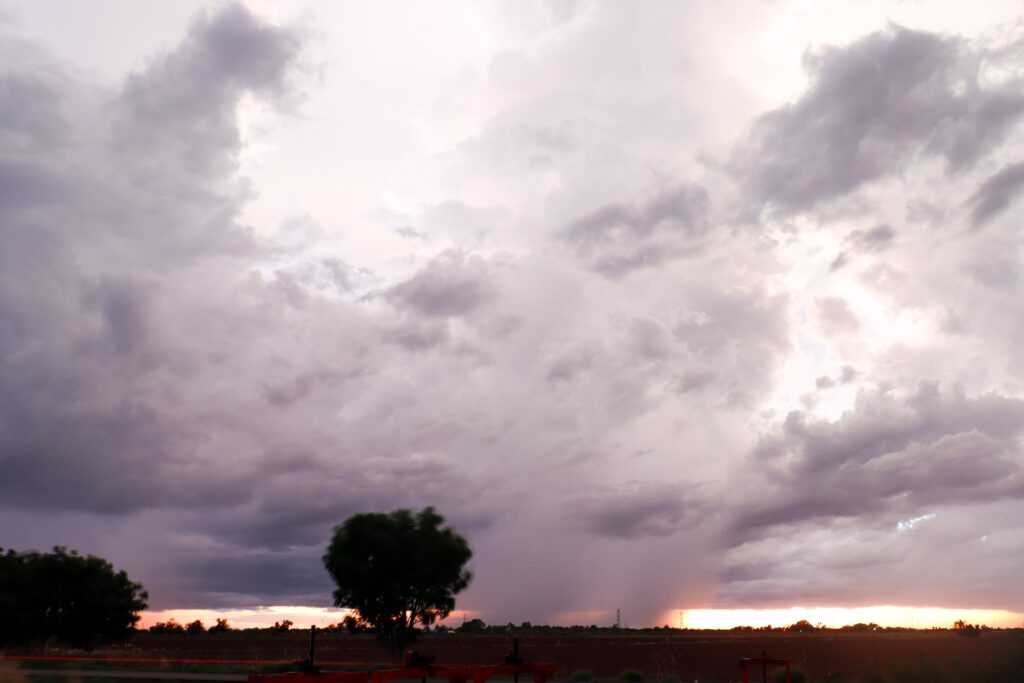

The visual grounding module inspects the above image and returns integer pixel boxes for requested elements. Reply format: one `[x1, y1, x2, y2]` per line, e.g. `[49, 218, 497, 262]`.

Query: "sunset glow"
[672, 607, 1024, 630]
[139, 606, 351, 631]
[141, 605, 1024, 631]
[138, 607, 484, 631]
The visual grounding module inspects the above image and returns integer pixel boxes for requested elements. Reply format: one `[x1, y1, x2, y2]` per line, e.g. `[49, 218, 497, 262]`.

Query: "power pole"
[616, 609, 621, 629]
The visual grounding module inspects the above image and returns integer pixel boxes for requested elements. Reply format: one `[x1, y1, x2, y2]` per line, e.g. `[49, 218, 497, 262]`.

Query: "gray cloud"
[734, 27, 1024, 213]
[166, 548, 334, 609]
[968, 161, 1024, 226]
[563, 185, 710, 276]
[734, 383, 1024, 539]
[0, 71, 71, 152]
[385, 250, 497, 318]
[849, 225, 895, 252]
[114, 3, 300, 177]
[569, 483, 706, 539]
[816, 297, 859, 335]
[831, 225, 895, 270]
[0, 4, 303, 517]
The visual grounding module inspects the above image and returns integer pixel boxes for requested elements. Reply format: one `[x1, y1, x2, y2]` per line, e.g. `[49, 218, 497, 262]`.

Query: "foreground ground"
[31, 630, 1022, 683]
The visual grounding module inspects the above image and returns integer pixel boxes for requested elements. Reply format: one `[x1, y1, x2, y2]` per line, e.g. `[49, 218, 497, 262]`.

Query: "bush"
[858, 674, 884, 683]
[571, 671, 594, 682]
[619, 670, 644, 683]
[149, 619, 185, 633]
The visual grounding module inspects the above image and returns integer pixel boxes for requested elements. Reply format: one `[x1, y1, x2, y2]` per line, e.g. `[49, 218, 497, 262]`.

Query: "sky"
[2, 0, 1024, 631]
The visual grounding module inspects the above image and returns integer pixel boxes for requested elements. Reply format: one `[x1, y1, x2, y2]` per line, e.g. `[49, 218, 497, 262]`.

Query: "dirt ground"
[106, 630, 1024, 682]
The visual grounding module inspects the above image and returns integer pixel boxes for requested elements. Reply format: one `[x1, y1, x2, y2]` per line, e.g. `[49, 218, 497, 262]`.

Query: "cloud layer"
[3, 2, 1024, 623]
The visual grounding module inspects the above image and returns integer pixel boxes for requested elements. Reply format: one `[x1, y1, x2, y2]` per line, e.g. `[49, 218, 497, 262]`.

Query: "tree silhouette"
[0, 547, 147, 648]
[208, 618, 231, 633]
[323, 507, 472, 655]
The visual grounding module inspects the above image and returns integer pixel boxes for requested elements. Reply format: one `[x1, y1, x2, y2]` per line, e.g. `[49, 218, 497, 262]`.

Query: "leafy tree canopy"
[0, 546, 148, 648]
[323, 507, 472, 653]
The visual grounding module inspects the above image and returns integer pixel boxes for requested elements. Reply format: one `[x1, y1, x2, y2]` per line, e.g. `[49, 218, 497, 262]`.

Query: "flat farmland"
[106, 630, 1024, 682]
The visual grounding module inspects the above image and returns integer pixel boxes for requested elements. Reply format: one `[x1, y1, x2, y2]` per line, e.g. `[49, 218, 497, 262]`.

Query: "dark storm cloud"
[563, 185, 710, 276]
[732, 383, 1024, 540]
[194, 450, 486, 552]
[0, 396, 252, 514]
[167, 548, 334, 609]
[734, 27, 1024, 213]
[569, 483, 706, 539]
[0, 71, 71, 151]
[114, 2, 300, 176]
[968, 161, 1024, 226]
[385, 250, 496, 318]
[0, 3, 302, 516]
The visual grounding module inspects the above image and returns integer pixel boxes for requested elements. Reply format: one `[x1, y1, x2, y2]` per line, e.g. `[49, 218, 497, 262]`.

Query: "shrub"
[619, 670, 644, 683]
[571, 671, 594, 682]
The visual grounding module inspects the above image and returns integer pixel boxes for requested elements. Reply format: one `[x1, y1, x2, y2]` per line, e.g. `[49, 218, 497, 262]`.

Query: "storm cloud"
[4, 2, 1024, 625]
[734, 26, 1024, 214]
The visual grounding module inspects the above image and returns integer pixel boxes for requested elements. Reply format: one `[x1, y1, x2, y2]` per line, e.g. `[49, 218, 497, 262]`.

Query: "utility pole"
[616, 609, 621, 629]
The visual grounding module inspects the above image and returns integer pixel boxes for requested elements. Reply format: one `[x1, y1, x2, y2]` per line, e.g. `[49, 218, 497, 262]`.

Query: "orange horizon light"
[666, 606, 1024, 630]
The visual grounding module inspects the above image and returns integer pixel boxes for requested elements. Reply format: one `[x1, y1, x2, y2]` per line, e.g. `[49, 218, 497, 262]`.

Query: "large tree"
[323, 507, 472, 654]
[0, 547, 148, 649]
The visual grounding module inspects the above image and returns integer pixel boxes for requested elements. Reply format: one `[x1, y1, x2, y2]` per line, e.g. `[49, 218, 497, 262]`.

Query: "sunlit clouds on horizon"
[674, 607, 1024, 630]
[139, 605, 1024, 631]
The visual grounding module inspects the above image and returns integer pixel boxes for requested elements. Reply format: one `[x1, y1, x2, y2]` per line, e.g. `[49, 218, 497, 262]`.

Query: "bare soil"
[80, 630, 1024, 682]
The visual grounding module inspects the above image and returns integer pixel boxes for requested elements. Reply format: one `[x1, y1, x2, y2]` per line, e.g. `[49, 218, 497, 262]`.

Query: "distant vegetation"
[137, 616, 1016, 636]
